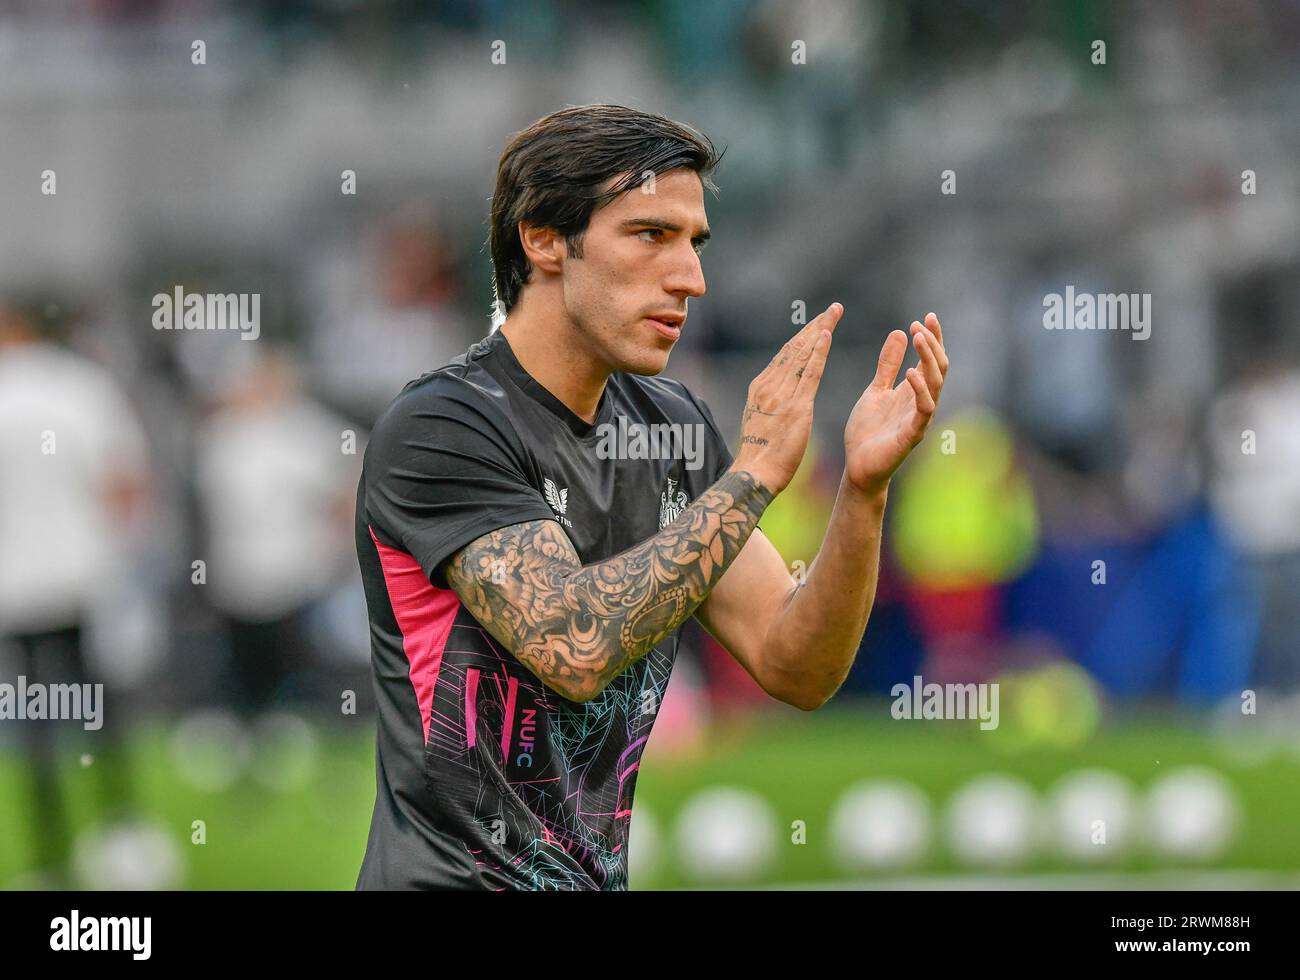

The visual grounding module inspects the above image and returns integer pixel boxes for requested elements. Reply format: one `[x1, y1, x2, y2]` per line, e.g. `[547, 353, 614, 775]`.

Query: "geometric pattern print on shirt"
[424, 617, 673, 890]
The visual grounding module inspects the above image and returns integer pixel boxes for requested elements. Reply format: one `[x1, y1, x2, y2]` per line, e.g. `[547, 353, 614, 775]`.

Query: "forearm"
[761, 473, 888, 708]
[446, 470, 773, 702]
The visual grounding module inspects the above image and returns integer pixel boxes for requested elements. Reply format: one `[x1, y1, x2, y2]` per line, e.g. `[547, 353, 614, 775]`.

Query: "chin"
[619, 349, 672, 376]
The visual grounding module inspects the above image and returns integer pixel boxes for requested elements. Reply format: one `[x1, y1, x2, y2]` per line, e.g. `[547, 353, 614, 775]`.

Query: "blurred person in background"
[0, 295, 150, 884]
[1005, 394, 1259, 705]
[194, 347, 362, 717]
[1206, 277, 1300, 694]
[306, 206, 478, 424]
[1078, 386, 1257, 704]
[890, 407, 1039, 686]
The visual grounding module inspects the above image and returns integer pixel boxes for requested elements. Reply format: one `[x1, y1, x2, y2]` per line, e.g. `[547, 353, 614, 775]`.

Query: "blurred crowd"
[1, 0, 1299, 878]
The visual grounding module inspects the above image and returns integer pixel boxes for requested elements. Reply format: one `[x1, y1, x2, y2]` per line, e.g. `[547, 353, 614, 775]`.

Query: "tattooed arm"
[444, 470, 771, 702]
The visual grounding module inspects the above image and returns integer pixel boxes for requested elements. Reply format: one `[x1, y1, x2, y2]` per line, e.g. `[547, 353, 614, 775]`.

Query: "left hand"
[843, 312, 949, 495]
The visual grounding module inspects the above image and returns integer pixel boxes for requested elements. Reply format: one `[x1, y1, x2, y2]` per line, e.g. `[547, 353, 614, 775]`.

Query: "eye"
[638, 228, 664, 244]
[692, 239, 708, 255]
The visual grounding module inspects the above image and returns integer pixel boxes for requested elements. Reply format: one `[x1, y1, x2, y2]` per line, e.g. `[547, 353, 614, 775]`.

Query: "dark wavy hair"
[488, 104, 722, 315]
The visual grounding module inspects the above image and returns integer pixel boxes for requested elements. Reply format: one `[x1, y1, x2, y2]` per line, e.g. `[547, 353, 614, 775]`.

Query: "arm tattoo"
[445, 470, 773, 702]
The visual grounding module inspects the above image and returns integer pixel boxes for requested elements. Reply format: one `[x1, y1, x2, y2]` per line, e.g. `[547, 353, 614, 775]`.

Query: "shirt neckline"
[486, 329, 616, 440]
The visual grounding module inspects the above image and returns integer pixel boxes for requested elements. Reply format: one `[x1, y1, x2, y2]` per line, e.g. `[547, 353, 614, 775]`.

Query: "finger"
[910, 318, 948, 380]
[765, 303, 837, 372]
[808, 302, 844, 337]
[791, 302, 844, 351]
[774, 302, 843, 392]
[923, 313, 949, 376]
[794, 329, 833, 401]
[906, 365, 936, 417]
[871, 329, 909, 390]
[778, 328, 819, 398]
[924, 311, 943, 346]
[913, 325, 944, 396]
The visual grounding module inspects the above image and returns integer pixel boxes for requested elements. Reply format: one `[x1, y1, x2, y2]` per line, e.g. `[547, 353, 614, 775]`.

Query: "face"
[559, 167, 709, 375]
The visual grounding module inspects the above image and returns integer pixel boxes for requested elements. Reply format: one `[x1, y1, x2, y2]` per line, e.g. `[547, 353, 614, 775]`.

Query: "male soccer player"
[355, 104, 949, 890]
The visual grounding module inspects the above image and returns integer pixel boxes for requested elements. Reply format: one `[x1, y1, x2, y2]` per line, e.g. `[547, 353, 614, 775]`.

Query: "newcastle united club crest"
[659, 476, 689, 529]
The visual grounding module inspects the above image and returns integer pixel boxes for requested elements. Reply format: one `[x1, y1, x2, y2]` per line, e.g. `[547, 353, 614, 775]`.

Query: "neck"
[499, 300, 610, 424]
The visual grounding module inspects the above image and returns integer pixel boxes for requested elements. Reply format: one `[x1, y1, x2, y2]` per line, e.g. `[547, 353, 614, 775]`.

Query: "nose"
[665, 241, 706, 300]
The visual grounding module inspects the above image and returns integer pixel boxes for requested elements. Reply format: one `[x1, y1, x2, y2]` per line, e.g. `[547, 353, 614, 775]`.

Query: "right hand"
[730, 302, 842, 495]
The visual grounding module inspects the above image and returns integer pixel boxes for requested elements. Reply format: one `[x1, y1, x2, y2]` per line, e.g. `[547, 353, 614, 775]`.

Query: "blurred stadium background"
[2, 0, 1300, 889]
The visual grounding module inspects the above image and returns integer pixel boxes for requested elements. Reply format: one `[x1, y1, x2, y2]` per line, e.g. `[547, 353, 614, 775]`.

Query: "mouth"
[644, 313, 685, 341]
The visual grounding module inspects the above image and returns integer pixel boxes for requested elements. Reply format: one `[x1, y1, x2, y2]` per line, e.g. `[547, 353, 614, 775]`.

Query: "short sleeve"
[363, 379, 556, 588]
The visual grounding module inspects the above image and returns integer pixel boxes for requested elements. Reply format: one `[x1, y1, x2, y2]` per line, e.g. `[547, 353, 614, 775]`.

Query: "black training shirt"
[354, 328, 733, 890]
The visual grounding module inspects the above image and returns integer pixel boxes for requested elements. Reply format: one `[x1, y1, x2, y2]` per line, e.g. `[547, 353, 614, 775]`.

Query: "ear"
[518, 220, 566, 275]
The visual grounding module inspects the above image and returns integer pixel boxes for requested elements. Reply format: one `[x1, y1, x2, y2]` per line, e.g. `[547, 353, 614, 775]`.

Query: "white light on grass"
[830, 780, 931, 871]
[1049, 769, 1136, 861]
[675, 787, 776, 882]
[73, 820, 184, 890]
[1145, 767, 1240, 861]
[946, 774, 1040, 866]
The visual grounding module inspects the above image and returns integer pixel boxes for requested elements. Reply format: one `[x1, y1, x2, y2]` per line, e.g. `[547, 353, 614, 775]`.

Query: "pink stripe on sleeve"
[368, 525, 461, 743]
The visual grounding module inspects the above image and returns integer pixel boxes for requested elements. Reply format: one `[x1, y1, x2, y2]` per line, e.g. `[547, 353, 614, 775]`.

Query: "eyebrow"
[621, 217, 711, 242]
